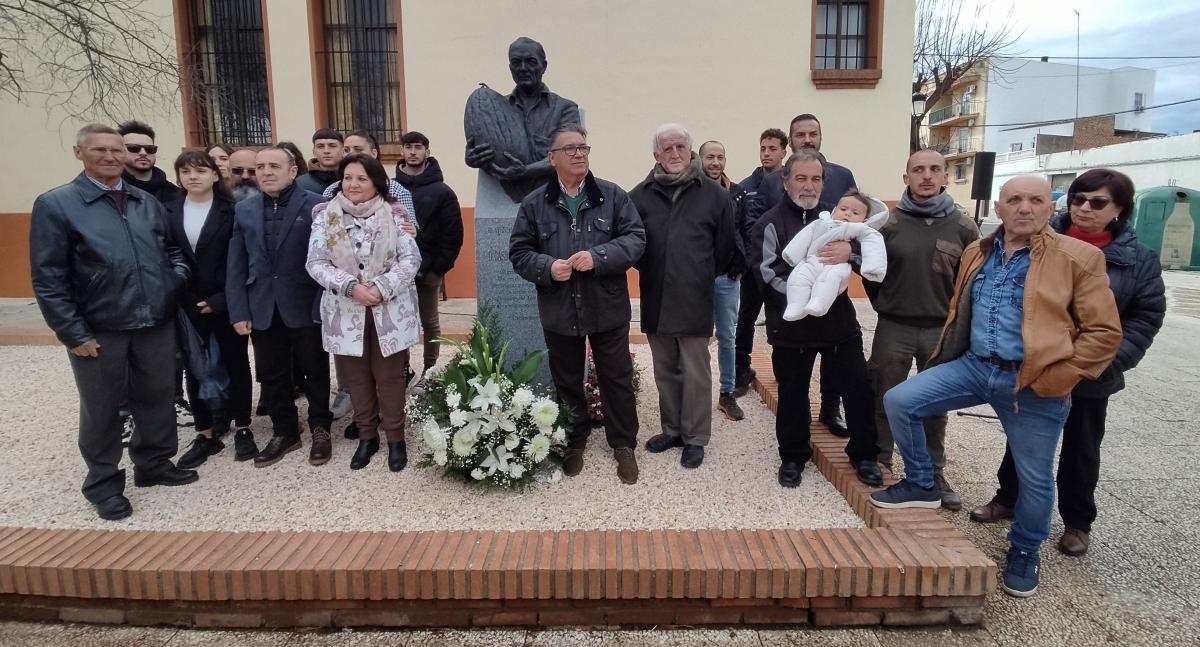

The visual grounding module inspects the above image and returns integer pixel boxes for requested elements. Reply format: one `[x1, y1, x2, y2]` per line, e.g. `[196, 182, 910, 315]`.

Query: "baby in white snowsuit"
[782, 191, 887, 320]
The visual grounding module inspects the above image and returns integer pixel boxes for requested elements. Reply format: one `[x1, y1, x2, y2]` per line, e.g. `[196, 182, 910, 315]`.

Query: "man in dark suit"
[226, 145, 333, 468]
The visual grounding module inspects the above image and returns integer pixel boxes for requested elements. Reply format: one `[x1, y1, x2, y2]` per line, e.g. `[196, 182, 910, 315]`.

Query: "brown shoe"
[563, 448, 585, 477]
[1057, 527, 1090, 556]
[614, 447, 638, 484]
[309, 426, 332, 465]
[969, 499, 1015, 523]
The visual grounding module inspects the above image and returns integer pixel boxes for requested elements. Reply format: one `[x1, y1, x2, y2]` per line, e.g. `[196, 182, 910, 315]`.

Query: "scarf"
[1065, 223, 1114, 248]
[898, 187, 957, 218]
[652, 154, 703, 187]
[322, 192, 398, 281]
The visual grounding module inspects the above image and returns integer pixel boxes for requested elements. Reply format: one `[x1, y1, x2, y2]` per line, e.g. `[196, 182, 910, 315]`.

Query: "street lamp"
[912, 91, 928, 116]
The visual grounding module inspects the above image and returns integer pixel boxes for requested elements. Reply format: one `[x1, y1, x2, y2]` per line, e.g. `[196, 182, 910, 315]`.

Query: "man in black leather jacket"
[30, 124, 198, 522]
[510, 125, 645, 484]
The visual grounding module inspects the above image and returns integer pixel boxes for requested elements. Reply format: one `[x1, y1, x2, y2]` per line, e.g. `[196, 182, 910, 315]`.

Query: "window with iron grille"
[815, 0, 872, 70]
[181, 0, 273, 146]
[318, 0, 403, 144]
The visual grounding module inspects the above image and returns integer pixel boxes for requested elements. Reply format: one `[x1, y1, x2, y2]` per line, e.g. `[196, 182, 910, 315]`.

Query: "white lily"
[469, 377, 504, 412]
[480, 445, 514, 476]
[504, 433, 520, 450]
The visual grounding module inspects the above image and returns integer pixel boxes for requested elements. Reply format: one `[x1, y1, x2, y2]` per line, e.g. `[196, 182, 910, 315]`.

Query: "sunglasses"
[231, 167, 256, 177]
[125, 144, 158, 155]
[1068, 194, 1113, 210]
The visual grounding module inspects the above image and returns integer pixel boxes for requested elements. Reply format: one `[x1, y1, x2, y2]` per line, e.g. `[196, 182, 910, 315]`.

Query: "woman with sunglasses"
[306, 153, 420, 472]
[165, 149, 259, 468]
[971, 168, 1166, 556]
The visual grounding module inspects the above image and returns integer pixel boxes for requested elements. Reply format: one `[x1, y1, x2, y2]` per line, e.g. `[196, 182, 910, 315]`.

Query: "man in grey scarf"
[863, 149, 980, 508]
[630, 123, 736, 469]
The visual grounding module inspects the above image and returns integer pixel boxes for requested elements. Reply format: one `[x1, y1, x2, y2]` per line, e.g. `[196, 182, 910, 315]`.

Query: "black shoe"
[818, 409, 849, 438]
[95, 494, 132, 521]
[732, 367, 756, 398]
[254, 435, 301, 468]
[233, 428, 258, 461]
[350, 437, 380, 470]
[717, 393, 745, 421]
[177, 434, 225, 469]
[387, 441, 408, 472]
[681, 445, 704, 469]
[778, 461, 803, 488]
[644, 433, 684, 453]
[563, 447, 585, 476]
[854, 459, 883, 486]
[133, 465, 199, 487]
[344, 421, 360, 439]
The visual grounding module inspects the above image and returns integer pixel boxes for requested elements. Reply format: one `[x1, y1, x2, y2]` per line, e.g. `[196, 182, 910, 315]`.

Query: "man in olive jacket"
[630, 123, 735, 469]
[31, 124, 198, 522]
[510, 125, 646, 483]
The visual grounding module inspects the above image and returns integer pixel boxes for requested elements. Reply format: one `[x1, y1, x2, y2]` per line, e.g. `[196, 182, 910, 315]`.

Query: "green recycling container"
[1131, 186, 1200, 270]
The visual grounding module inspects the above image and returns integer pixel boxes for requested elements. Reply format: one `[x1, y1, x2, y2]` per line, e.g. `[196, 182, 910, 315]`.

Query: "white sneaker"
[331, 390, 353, 419]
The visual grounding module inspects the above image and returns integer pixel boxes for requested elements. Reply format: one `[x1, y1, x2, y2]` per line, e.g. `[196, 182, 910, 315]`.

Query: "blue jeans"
[712, 275, 740, 393]
[883, 353, 1071, 553]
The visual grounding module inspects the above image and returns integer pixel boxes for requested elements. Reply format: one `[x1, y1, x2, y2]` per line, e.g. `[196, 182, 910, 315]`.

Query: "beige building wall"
[401, 0, 915, 206]
[0, 0, 186, 213]
[263, 0, 319, 151]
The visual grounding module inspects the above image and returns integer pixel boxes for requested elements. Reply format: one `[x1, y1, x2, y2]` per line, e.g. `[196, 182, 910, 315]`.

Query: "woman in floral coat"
[307, 154, 421, 472]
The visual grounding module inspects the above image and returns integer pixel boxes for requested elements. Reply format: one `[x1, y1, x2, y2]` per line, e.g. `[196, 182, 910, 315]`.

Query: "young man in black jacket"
[31, 124, 199, 521]
[395, 131, 464, 377]
[748, 150, 881, 489]
[510, 125, 646, 483]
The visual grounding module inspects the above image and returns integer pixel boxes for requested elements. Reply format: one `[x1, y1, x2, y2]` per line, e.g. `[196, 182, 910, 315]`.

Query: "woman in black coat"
[970, 168, 1167, 556]
[165, 149, 257, 468]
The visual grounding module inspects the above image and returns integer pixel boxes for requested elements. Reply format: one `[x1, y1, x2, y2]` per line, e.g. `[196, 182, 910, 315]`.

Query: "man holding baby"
[748, 149, 882, 489]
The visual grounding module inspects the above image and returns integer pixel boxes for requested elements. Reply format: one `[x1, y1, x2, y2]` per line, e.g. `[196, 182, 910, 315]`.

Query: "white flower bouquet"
[409, 307, 571, 488]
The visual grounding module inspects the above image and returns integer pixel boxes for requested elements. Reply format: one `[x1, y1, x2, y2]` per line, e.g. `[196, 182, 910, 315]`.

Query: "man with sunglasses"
[228, 149, 262, 203]
[118, 120, 183, 205]
[510, 125, 645, 483]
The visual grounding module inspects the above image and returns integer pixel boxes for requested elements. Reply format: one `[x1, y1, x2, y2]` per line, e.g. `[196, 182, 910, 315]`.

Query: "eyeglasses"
[231, 167, 256, 177]
[1068, 193, 1113, 210]
[550, 144, 592, 157]
[125, 144, 158, 155]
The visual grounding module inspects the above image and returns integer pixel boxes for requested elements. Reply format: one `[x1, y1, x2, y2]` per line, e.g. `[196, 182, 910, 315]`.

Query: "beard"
[232, 180, 261, 202]
[791, 194, 819, 210]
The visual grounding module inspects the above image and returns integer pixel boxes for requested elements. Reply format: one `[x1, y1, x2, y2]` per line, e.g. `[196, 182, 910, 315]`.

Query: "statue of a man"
[464, 37, 582, 202]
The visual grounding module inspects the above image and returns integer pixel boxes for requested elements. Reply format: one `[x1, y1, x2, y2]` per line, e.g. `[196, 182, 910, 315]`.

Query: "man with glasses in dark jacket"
[510, 125, 646, 483]
[31, 123, 199, 521]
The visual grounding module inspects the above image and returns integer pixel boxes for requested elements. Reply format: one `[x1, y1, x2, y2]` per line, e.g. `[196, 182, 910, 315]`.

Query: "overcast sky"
[972, 0, 1199, 134]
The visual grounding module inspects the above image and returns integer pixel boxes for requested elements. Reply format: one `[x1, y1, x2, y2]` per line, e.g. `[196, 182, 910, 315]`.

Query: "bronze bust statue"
[464, 37, 582, 202]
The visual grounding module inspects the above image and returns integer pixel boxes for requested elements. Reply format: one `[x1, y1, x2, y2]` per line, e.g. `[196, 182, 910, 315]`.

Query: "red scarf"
[1066, 223, 1113, 248]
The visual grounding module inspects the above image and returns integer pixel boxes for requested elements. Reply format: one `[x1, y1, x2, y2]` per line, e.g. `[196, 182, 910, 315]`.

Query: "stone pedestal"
[473, 172, 550, 386]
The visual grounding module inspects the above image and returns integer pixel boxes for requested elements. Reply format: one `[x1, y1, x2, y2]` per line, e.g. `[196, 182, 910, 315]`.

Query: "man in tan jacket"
[869, 175, 1120, 599]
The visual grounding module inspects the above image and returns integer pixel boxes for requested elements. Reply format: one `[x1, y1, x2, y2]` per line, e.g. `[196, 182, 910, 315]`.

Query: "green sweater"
[866, 207, 981, 328]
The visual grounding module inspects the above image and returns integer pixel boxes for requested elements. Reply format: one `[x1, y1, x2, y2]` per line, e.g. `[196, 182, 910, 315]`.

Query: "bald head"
[996, 174, 1054, 247]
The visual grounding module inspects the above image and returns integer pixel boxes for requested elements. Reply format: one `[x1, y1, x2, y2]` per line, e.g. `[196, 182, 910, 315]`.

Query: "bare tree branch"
[0, 0, 179, 123]
[911, 0, 1022, 152]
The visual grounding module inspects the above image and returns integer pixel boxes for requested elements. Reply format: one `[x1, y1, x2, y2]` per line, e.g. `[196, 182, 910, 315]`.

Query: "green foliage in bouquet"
[408, 305, 572, 489]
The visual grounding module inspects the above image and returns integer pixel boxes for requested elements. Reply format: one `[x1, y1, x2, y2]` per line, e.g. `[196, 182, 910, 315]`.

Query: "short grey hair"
[781, 149, 825, 178]
[652, 123, 692, 153]
[76, 123, 119, 146]
[551, 124, 588, 147]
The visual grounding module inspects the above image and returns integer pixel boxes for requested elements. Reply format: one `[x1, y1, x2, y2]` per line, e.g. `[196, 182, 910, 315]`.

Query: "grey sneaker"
[330, 390, 353, 419]
[934, 472, 962, 511]
[717, 393, 745, 421]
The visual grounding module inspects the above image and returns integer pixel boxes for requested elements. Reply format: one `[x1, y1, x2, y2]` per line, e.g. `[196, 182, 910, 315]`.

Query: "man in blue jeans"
[699, 140, 747, 421]
[871, 175, 1120, 598]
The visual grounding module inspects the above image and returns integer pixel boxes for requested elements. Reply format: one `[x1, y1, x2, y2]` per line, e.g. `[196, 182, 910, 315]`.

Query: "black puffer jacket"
[1051, 215, 1166, 397]
[123, 166, 183, 205]
[30, 173, 189, 348]
[394, 157, 464, 276]
[510, 172, 645, 336]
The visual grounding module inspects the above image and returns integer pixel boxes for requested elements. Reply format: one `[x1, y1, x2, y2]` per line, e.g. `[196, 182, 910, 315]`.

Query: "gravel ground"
[0, 343, 862, 531]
